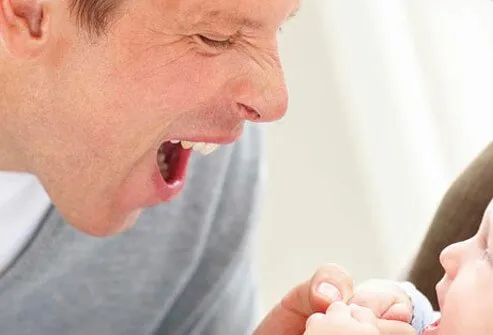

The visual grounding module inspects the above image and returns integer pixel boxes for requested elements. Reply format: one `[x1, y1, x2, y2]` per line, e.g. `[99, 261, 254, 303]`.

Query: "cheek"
[106, 41, 227, 115]
[441, 262, 493, 335]
[105, 54, 240, 138]
[107, 40, 274, 117]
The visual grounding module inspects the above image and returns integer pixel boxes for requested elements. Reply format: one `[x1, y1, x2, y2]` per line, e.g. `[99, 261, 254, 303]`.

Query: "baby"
[302, 197, 493, 335]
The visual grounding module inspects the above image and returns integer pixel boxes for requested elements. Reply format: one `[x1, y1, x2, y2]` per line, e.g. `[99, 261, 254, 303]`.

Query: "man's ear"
[0, 0, 53, 59]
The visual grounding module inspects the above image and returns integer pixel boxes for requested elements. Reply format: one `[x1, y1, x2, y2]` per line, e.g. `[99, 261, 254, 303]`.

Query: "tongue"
[160, 142, 181, 183]
[159, 141, 193, 186]
[160, 142, 178, 156]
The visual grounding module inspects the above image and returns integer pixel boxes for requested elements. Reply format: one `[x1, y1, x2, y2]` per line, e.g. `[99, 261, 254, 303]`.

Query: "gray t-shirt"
[0, 123, 266, 335]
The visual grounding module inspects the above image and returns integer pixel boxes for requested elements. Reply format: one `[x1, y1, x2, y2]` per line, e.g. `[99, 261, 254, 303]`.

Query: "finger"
[349, 304, 377, 325]
[305, 313, 326, 329]
[281, 263, 353, 317]
[253, 303, 308, 335]
[253, 264, 353, 335]
[381, 301, 413, 323]
[377, 319, 418, 335]
[349, 280, 411, 319]
[349, 286, 390, 317]
[310, 264, 354, 308]
[303, 314, 331, 335]
[326, 301, 351, 315]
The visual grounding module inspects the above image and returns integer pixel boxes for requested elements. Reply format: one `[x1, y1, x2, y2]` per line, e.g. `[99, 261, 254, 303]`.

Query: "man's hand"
[253, 264, 417, 335]
[253, 264, 353, 335]
[303, 302, 379, 335]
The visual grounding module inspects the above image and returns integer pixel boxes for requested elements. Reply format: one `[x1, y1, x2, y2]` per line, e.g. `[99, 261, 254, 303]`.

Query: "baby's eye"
[482, 249, 492, 264]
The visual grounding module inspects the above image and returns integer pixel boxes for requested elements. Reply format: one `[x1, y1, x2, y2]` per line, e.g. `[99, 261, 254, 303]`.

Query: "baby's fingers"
[326, 301, 352, 316]
[305, 313, 326, 329]
[304, 313, 333, 335]
[381, 302, 413, 323]
[349, 304, 377, 325]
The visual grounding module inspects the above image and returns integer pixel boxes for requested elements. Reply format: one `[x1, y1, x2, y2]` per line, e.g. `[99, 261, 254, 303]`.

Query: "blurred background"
[254, 0, 493, 313]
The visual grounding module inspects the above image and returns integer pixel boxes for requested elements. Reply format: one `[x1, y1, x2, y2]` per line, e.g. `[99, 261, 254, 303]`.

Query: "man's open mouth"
[156, 140, 220, 185]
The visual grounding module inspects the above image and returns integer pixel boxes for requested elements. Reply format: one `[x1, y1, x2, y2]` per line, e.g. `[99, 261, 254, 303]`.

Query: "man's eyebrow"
[202, 10, 265, 29]
[202, 3, 301, 30]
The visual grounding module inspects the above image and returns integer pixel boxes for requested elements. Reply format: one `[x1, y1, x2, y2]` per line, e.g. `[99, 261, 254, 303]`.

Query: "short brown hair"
[69, 0, 120, 35]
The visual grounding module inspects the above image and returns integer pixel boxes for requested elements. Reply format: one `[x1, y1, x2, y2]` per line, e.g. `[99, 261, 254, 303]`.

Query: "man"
[0, 0, 418, 334]
[0, 0, 291, 333]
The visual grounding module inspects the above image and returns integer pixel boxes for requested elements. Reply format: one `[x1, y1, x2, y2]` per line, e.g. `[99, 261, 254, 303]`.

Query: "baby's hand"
[304, 302, 379, 335]
[349, 279, 413, 323]
[253, 263, 417, 335]
[253, 264, 353, 335]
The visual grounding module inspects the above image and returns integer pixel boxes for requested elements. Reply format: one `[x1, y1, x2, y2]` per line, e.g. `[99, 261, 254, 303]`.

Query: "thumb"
[253, 264, 353, 335]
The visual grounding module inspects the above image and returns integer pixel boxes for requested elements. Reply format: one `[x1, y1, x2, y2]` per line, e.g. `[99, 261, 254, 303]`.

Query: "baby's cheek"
[483, 199, 493, 225]
[440, 268, 492, 335]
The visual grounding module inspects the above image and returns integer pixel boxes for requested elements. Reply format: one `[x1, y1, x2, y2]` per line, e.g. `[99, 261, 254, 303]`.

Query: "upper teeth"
[172, 140, 220, 155]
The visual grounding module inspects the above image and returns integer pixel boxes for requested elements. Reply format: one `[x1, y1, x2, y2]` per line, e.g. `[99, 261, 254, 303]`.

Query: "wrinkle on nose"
[231, 48, 289, 123]
[234, 70, 288, 123]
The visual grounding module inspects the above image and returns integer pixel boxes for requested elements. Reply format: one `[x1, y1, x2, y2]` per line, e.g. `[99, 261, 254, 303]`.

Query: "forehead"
[159, 0, 299, 30]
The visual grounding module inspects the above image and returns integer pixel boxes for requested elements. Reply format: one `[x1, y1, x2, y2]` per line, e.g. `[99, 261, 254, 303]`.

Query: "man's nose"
[234, 60, 288, 123]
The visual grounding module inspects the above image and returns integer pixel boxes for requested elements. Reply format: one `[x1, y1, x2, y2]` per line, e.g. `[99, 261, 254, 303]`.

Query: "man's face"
[425, 199, 493, 335]
[7, 0, 296, 235]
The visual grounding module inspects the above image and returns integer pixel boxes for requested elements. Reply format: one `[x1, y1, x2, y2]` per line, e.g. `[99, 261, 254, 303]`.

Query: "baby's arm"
[397, 282, 440, 335]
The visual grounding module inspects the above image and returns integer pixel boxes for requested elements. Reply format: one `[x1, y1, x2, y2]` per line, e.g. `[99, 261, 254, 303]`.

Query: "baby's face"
[427, 199, 493, 335]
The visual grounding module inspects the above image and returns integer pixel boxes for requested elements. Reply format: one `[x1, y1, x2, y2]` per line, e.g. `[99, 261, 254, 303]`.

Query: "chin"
[67, 208, 142, 237]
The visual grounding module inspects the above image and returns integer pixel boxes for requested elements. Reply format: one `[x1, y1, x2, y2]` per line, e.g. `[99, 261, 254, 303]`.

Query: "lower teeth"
[157, 149, 169, 179]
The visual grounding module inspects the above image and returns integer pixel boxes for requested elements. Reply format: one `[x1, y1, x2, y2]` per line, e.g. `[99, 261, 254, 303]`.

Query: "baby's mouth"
[156, 140, 220, 184]
[423, 318, 441, 335]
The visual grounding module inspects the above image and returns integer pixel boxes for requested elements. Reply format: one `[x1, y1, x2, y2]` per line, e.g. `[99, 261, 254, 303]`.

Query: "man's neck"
[0, 114, 27, 172]
[0, 58, 28, 172]
[0, 144, 27, 172]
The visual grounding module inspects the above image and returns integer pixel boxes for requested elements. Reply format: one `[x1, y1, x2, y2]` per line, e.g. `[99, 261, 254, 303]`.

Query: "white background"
[255, 0, 493, 311]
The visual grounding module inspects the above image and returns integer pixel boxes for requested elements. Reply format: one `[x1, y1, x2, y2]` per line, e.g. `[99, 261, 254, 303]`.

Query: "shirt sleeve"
[397, 281, 440, 335]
